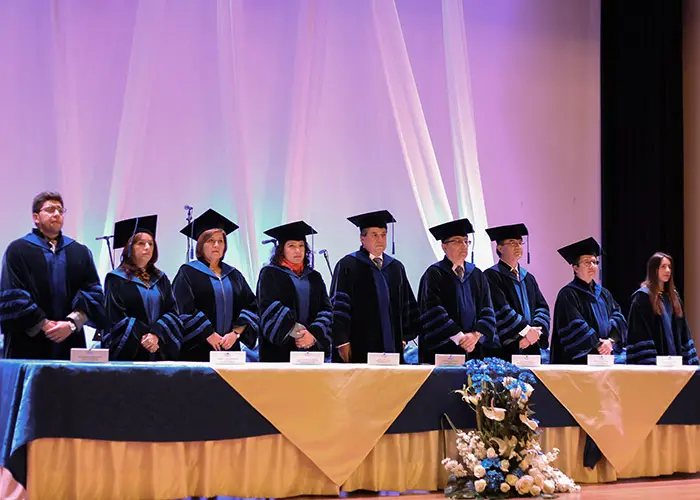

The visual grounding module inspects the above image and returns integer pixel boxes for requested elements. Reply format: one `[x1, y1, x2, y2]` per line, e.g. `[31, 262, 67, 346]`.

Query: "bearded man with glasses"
[550, 237, 627, 364]
[0, 191, 105, 359]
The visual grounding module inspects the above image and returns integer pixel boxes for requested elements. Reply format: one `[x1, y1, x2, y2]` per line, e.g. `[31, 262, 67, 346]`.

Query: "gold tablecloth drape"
[213, 363, 433, 485]
[531, 365, 696, 471]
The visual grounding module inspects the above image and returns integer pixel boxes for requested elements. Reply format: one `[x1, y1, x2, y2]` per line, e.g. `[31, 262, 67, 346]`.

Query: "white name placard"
[435, 354, 466, 367]
[290, 351, 325, 365]
[511, 354, 542, 368]
[367, 352, 400, 366]
[656, 356, 683, 368]
[70, 348, 109, 363]
[210, 350, 246, 365]
[587, 354, 614, 367]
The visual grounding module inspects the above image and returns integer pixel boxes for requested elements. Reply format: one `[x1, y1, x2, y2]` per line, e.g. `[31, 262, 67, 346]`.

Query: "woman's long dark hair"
[119, 232, 160, 279]
[642, 252, 682, 317]
[269, 239, 312, 268]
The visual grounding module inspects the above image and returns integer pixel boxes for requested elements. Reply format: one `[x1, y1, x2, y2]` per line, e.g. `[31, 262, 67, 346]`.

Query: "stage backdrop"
[0, 0, 600, 311]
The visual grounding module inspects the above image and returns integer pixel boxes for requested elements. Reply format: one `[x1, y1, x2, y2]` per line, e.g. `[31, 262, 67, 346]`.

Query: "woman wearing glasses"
[626, 252, 698, 365]
[550, 237, 627, 364]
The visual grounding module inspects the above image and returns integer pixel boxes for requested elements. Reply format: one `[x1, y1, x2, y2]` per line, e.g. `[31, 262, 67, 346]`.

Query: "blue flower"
[518, 370, 537, 385]
[481, 457, 500, 470]
[486, 470, 504, 490]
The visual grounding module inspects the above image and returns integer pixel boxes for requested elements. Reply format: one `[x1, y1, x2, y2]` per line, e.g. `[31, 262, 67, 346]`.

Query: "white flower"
[467, 394, 481, 405]
[473, 465, 486, 478]
[476, 449, 486, 459]
[520, 413, 538, 430]
[500, 482, 511, 493]
[482, 405, 506, 421]
[533, 474, 545, 488]
[505, 474, 518, 486]
[487, 447, 498, 459]
[474, 479, 487, 493]
[500, 459, 510, 472]
[542, 480, 555, 494]
[490, 436, 518, 456]
[510, 386, 523, 400]
[519, 457, 530, 470]
[515, 475, 534, 495]
[529, 485, 542, 496]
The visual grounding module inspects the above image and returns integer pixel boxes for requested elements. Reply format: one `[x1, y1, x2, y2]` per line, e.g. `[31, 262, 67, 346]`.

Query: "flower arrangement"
[442, 358, 580, 498]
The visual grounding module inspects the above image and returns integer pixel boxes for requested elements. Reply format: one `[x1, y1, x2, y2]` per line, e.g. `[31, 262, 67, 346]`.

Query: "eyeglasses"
[444, 238, 471, 246]
[40, 206, 67, 215]
[577, 259, 599, 268]
[501, 240, 524, 247]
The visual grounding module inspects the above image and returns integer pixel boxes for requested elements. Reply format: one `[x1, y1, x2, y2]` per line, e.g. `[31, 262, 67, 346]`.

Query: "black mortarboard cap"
[557, 237, 600, 265]
[113, 215, 158, 250]
[263, 220, 317, 244]
[347, 210, 396, 230]
[428, 218, 474, 241]
[485, 223, 528, 242]
[179, 208, 239, 241]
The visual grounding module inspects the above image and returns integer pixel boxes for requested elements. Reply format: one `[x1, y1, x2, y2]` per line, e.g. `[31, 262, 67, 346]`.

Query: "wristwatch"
[67, 319, 77, 333]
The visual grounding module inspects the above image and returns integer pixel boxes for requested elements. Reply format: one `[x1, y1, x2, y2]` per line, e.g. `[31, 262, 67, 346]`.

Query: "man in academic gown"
[551, 237, 627, 364]
[0, 191, 106, 359]
[418, 218, 497, 364]
[484, 223, 550, 357]
[257, 221, 332, 362]
[330, 210, 421, 363]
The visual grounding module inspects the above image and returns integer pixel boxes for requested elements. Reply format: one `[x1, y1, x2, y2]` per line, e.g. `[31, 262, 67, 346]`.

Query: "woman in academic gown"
[627, 252, 698, 365]
[551, 237, 627, 364]
[256, 221, 332, 362]
[172, 209, 259, 362]
[102, 215, 182, 361]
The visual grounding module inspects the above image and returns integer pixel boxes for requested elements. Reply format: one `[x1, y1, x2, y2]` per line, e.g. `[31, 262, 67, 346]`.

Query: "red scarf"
[280, 258, 304, 276]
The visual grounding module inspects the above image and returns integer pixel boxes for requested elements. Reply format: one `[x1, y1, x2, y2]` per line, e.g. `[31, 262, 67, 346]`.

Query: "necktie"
[511, 267, 520, 281]
[455, 266, 465, 281]
[373, 257, 383, 270]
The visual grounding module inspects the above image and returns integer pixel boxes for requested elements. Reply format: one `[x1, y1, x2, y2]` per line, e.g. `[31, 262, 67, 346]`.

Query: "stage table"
[0, 360, 698, 499]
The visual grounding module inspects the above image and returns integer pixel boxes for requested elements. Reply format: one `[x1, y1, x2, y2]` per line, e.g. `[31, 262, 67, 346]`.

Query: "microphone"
[318, 249, 328, 256]
[261, 239, 276, 245]
[184, 205, 193, 211]
[95, 235, 113, 241]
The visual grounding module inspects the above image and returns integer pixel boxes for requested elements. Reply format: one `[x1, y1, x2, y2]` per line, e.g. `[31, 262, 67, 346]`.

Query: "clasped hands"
[207, 326, 245, 351]
[518, 326, 542, 350]
[459, 332, 482, 352]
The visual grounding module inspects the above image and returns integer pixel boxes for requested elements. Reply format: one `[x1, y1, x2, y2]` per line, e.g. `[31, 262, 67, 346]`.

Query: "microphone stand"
[95, 235, 115, 270]
[319, 250, 333, 276]
[184, 205, 194, 263]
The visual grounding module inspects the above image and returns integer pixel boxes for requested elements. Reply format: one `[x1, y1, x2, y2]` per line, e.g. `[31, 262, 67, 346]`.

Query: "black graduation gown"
[172, 259, 259, 362]
[551, 277, 627, 364]
[330, 247, 421, 363]
[256, 264, 332, 362]
[417, 257, 496, 364]
[626, 287, 698, 365]
[0, 229, 106, 360]
[484, 260, 550, 356]
[103, 268, 183, 361]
